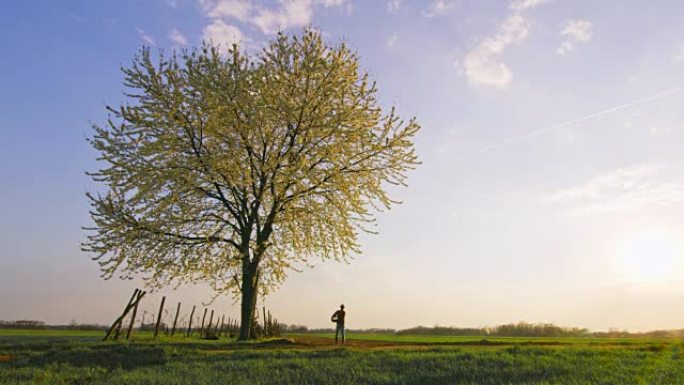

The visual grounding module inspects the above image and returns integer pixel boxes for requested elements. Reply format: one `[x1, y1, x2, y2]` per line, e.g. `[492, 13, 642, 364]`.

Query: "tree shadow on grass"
[158, 338, 304, 353]
[1, 338, 312, 372]
[4, 343, 167, 370]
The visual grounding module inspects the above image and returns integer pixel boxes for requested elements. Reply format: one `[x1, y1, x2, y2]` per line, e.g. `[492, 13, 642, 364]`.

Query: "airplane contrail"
[459, 86, 684, 158]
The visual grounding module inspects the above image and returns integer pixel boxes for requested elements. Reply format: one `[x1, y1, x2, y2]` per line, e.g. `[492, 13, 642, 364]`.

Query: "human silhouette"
[331, 304, 346, 344]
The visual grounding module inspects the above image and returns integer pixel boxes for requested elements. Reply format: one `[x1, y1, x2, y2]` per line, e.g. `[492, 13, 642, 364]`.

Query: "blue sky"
[2, 0, 684, 331]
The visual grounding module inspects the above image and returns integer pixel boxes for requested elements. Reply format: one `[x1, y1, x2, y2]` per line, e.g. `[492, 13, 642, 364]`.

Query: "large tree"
[84, 30, 420, 340]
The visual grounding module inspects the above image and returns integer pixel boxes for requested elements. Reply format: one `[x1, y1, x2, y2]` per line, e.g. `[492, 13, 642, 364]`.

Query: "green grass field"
[1, 329, 683, 384]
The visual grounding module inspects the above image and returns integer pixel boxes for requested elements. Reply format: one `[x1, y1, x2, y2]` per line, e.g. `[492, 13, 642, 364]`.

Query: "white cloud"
[544, 166, 655, 203]
[542, 165, 684, 216]
[318, 0, 346, 6]
[452, 59, 465, 76]
[386, 33, 398, 49]
[136, 28, 156, 46]
[197, 0, 347, 36]
[557, 19, 592, 55]
[199, 0, 252, 20]
[422, 0, 458, 18]
[168, 28, 189, 46]
[461, 0, 548, 88]
[509, 0, 550, 12]
[463, 14, 529, 88]
[203, 19, 245, 47]
[649, 125, 673, 136]
[252, 0, 314, 34]
[387, 0, 403, 14]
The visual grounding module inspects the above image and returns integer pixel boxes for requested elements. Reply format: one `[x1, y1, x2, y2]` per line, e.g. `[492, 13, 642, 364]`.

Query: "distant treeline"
[397, 323, 590, 337]
[3, 320, 683, 339]
[592, 329, 684, 339]
[0, 320, 106, 331]
[283, 322, 684, 339]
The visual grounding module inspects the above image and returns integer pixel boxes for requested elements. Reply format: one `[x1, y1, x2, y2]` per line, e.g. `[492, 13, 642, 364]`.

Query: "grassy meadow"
[1, 329, 683, 384]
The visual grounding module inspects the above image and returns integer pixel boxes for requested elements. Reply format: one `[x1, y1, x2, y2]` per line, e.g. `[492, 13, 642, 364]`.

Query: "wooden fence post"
[186, 305, 196, 337]
[126, 290, 146, 340]
[208, 310, 214, 335]
[154, 296, 166, 339]
[200, 308, 207, 337]
[171, 302, 181, 336]
[104, 289, 139, 341]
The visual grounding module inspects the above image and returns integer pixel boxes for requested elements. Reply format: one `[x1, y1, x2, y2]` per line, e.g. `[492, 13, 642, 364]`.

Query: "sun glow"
[615, 229, 683, 284]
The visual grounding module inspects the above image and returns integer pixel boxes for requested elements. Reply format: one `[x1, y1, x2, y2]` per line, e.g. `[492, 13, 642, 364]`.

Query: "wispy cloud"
[459, 86, 684, 158]
[557, 19, 592, 55]
[199, 0, 252, 20]
[542, 165, 684, 216]
[168, 28, 189, 46]
[462, 0, 546, 88]
[136, 28, 156, 46]
[319, 0, 346, 6]
[251, 0, 315, 34]
[421, 0, 458, 18]
[386, 33, 398, 49]
[387, 0, 403, 14]
[197, 0, 348, 37]
[463, 14, 529, 88]
[649, 124, 673, 136]
[509, 0, 550, 12]
[203, 19, 245, 46]
[67, 12, 86, 22]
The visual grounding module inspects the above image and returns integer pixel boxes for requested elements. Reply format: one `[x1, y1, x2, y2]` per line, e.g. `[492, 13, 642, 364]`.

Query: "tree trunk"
[238, 265, 260, 340]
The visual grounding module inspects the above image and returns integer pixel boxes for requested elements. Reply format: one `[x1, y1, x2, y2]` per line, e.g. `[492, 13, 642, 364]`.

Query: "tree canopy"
[84, 29, 420, 339]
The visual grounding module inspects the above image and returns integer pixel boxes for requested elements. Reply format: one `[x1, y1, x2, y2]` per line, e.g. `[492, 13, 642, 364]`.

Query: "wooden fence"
[103, 288, 281, 341]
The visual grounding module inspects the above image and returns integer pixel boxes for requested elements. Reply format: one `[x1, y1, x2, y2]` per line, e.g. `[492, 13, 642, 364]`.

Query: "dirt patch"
[289, 335, 429, 349]
[0, 355, 12, 363]
[256, 338, 297, 346]
[286, 336, 572, 350]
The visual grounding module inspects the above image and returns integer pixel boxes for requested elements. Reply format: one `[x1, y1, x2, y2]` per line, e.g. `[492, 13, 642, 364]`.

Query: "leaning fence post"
[186, 305, 196, 337]
[154, 296, 166, 339]
[200, 308, 208, 337]
[126, 290, 146, 340]
[104, 289, 139, 341]
[208, 310, 214, 336]
[171, 302, 181, 336]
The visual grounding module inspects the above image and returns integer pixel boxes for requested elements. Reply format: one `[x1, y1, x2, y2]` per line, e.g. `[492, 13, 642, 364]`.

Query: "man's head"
[340, 304, 345, 310]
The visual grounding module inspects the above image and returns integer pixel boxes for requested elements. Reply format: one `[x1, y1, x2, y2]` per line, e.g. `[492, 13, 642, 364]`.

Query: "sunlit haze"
[2, 0, 684, 332]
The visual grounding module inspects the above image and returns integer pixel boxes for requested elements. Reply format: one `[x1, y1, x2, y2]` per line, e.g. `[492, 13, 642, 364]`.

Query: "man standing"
[331, 304, 346, 345]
